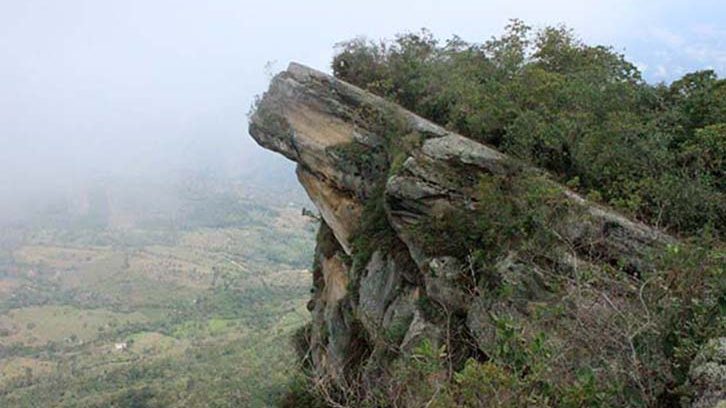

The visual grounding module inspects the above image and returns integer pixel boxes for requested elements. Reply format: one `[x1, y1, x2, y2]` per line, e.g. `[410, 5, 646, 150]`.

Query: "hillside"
[248, 29, 724, 407]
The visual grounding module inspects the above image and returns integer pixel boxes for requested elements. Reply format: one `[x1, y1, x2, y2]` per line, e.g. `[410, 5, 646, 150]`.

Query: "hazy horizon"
[1, 0, 724, 224]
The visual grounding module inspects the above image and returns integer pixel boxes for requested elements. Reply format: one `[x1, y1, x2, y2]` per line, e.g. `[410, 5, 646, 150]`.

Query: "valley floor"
[0, 188, 316, 407]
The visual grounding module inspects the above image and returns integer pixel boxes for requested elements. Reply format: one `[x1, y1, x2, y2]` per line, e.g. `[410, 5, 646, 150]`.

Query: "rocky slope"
[249, 63, 723, 407]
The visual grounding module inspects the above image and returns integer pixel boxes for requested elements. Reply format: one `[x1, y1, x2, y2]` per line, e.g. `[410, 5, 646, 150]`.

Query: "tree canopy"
[333, 20, 725, 240]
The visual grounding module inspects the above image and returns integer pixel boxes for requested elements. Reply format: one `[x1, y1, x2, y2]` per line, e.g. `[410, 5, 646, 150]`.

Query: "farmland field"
[0, 176, 316, 407]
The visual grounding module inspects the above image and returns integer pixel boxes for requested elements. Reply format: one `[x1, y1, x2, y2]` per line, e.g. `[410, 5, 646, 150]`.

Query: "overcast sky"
[0, 0, 724, 207]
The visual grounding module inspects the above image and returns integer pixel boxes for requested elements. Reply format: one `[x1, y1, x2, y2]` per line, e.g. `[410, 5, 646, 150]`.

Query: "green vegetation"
[349, 184, 397, 275]
[333, 20, 725, 239]
[384, 332, 610, 408]
[414, 169, 567, 263]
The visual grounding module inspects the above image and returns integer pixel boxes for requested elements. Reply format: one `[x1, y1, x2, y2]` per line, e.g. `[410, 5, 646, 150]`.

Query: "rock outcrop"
[249, 63, 720, 406]
[688, 338, 726, 408]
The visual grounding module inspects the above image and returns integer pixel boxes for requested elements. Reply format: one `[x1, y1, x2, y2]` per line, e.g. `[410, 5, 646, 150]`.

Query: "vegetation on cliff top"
[333, 20, 725, 240]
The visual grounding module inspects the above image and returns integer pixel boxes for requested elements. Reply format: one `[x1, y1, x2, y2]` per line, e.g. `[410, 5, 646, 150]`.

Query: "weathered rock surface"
[688, 338, 726, 408]
[249, 62, 694, 403]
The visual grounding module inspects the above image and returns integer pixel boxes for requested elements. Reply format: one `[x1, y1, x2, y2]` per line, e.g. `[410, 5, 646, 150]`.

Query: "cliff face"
[249, 63, 721, 406]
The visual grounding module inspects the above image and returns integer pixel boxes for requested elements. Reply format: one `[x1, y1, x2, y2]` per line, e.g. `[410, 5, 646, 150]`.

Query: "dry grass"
[0, 305, 147, 347]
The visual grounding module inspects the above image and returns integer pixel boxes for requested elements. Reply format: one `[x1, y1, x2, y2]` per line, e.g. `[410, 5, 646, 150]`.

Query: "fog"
[1, 0, 724, 225]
